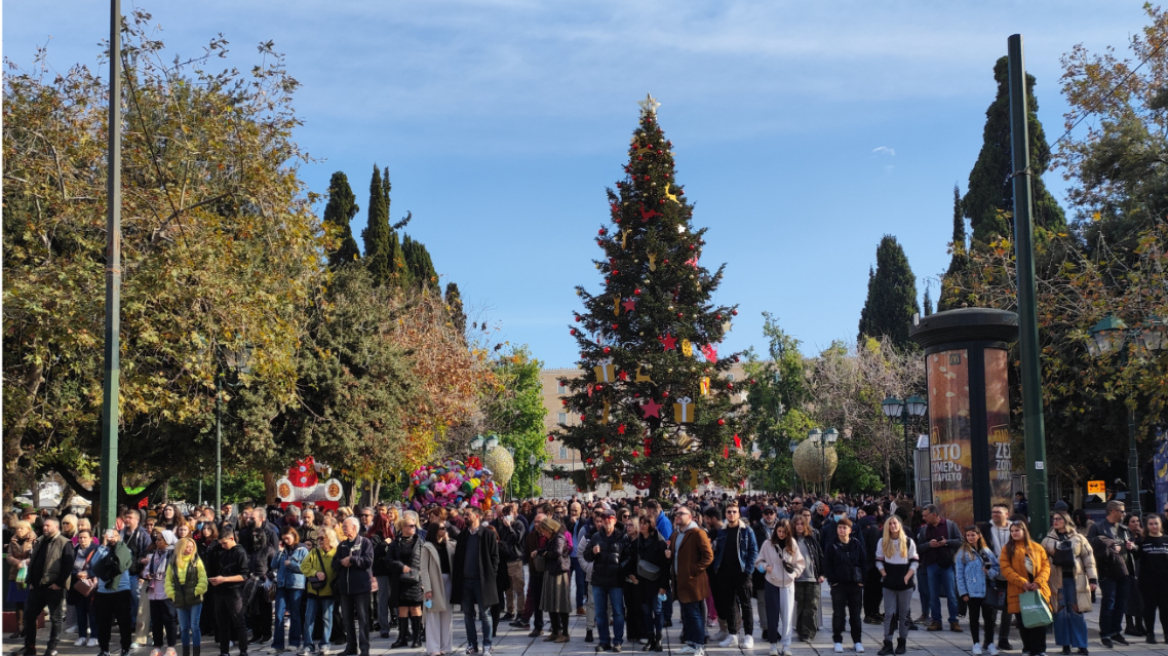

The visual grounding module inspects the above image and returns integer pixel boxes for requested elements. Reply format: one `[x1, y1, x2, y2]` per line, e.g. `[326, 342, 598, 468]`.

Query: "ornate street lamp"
[883, 395, 929, 496]
[809, 428, 839, 493]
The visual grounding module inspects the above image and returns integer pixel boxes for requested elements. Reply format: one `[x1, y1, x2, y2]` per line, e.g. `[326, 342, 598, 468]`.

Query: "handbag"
[308, 549, 328, 591]
[1019, 555, 1052, 628]
[1052, 537, 1075, 570]
[637, 558, 662, 582]
[532, 552, 546, 574]
[984, 579, 1008, 609]
[72, 549, 99, 597]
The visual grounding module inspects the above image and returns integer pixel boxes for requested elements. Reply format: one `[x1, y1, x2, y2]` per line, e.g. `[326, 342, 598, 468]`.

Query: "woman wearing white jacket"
[419, 522, 457, 656]
[756, 519, 806, 656]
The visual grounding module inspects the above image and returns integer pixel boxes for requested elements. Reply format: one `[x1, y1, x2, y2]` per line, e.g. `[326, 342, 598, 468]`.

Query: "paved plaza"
[13, 585, 1168, 656]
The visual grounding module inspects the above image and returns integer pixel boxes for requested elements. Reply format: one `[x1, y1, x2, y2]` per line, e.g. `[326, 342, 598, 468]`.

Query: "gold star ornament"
[637, 93, 660, 115]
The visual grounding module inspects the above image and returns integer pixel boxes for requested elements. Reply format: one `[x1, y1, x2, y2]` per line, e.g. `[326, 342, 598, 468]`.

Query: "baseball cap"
[832, 503, 847, 513]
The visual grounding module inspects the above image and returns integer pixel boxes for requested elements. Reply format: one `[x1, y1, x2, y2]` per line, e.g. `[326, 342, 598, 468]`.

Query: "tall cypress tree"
[444, 282, 467, 335]
[322, 172, 361, 267]
[939, 185, 970, 311]
[403, 236, 438, 290]
[555, 98, 752, 498]
[857, 235, 920, 349]
[962, 56, 1065, 247]
[362, 165, 391, 286]
[923, 285, 934, 316]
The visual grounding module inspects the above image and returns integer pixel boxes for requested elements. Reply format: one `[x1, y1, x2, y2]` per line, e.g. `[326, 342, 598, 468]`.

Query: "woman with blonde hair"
[165, 536, 208, 656]
[876, 515, 919, 655]
[791, 513, 823, 643]
[1042, 510, 1095, 655]
[388, 510, 426, 648]
[1001, 520, 1051, 656]
[300, 528, 338, 656]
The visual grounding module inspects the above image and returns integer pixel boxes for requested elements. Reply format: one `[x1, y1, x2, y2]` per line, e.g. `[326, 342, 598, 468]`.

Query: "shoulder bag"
[72, 549, 99, 597]
[308, 549, 328, 591]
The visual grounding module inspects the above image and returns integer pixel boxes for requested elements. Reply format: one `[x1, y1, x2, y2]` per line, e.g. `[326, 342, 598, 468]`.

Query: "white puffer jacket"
[756, 539, 805, 588]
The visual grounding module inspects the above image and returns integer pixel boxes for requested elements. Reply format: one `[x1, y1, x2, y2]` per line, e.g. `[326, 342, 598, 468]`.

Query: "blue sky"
[3, 1, 1150, 367]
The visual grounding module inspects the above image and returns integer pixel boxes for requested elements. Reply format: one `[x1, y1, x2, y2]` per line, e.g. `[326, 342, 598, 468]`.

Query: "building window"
[728, 374, 736, 381]
[557, 382, 566, 394]
[560, 446, 568, 459]
[558, 412, 567, 425]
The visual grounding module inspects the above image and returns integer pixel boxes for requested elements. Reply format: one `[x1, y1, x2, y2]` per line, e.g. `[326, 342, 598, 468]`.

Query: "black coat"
[449, 526, 500, 610]
[823, 538, 866, 586]
[333, 535, 373, 596]
[495, 519, 524, 563]
[539, 530, 571, 576]
[583, 527, 632, 588]
[633, 532, 670, 602]
[386, 534, 425, 604]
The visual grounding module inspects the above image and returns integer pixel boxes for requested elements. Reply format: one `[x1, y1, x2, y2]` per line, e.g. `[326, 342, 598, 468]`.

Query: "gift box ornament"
[673, 396, 695, 424]
[594, 358, 617, 383]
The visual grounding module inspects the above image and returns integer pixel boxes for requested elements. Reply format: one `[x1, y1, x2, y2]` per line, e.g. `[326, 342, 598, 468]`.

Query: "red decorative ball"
[659, 199, 665, 204]
[718, 419, 726, 426]
[671, 475, 678, 483]
[632, 450, 640, 458]
[750, 379, 757, 385]
[611, 324, 618, 330]
[732, 310, 738, 316]
[704, 477, 710, 485]
[727, 383, 734, 389]
[603, 346, 611, 354]
[663, 259, 669, 264]
[612, 270, 619, 275]
[734, 356, 740, 362]
[595, 384, 603, 391]
[586, 458, 593, 464]
[677, 313, 683, 319]
[549, 434, 556, 440]
[599, 228, 607, 236]
[580, 414, 587, 422]
[575, 316, 580, 322]
[570, 329, 576, 335]
[715, 314, 722, 320]
[633, 393, 640, 398]
[634, 289, 641, 295]
[561, 399, 568, 406]
[662, 391, 670, 398]
[689, 244, 695, 250]
[555, 475, 560, 480]
[643, 175, 650, 182]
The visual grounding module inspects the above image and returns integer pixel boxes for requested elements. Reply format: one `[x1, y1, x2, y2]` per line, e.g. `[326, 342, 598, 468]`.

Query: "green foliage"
[362, 166, 392, 286]
[857, 235, 920, 350]
[402, 234, 439, 291]
[445, 283, 467, 335]
[940, 185, 971, 311]
[555, 106, 753, 497]
[323, 172, 361, 267]
[831, 441, 884, 494]
[962, 56, 1066, 248]
[483, 347, 549, 498]
[168, 469, 268, 506]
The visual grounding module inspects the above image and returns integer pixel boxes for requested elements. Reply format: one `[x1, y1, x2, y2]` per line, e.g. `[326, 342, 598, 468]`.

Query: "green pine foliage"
[857, 235, 920, 350]
[939, 185, 971, 311]
[402, 234, 439, 290]
[923, 286, 934, 316]
[445, 283, 467, 335]
[962, 57, 1065, 247]
[322, 172, 361, 267]
[362, 165, 392, 286]
[554, 103, 755, 498]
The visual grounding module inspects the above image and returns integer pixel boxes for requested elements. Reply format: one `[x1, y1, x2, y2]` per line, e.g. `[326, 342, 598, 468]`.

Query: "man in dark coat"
[22, 518, 75, 656]
[334, 517, 373, 656]
[450, 506, 500, 655]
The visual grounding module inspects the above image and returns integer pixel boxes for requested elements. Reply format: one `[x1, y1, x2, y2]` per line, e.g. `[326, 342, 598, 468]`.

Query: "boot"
[409, 617, 423, 649]
[585, 630, 594, 643]
[653, 635, 663, 652]
[878, 640, 894, 655]
[193, 647, 200, 656]
[895, 638, 906, 655]
[183, 646, 191, 656]
[390, 619, 410, 648]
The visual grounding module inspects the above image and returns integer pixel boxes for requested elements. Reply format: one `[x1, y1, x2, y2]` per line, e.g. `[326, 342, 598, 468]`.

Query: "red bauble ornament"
[612, 270, 619, 275]
[734, 356, 741, 362]
[727, 382, 734, 389]
[611, 324, 618, 330]
[595, 384, 603, 391]
[586, 458, 593, 464]
[570, 329, 577, 336]
[575, 316, 581, 322]
[548, 434, 556, 441]
[715, 314, 722, 320]
[603, 347, 611, 354]
[632, 450, 640, 458]
[750, 379, 757, 385]
[662, 391, 670, 398]
[663, 259, 669, 264]
[580, 414, 587, 422]
[689, 244, 695, 250]
[677, 313, 684, 319]
[718, 419, 726, 426]
[704, 477, 710, 485]
[633, 393, 641, 398]
[732, 310, 738, 316]
[598, 228, 607, 235]
[634, 289, 641, 295]
[659, 199, 665, 204]
[555, 475, 560, 480]
[561, 399, 568, 406]
[643, 175, 650, 182]
[671, 475, 678, 483]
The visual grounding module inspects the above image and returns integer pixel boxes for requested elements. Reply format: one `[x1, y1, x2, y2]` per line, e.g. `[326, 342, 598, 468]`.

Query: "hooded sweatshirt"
[145, 530, 178, 600]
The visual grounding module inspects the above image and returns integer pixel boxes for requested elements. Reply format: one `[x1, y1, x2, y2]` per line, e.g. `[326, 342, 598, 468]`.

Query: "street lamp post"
[1088, 315, 1167, 518]
[882, 395, 929, 496]
[528, 454, 539, 498]
[789, 441, 799, 492]
[214, 345, 252, 520]
[808, 428, 838, 494]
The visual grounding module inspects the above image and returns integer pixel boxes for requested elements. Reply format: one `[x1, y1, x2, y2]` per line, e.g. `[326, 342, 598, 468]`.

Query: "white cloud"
[872, 146, 896, 156]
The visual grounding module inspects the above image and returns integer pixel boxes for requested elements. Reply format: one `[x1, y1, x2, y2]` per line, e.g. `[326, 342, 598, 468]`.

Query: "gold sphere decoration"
[482, 445, 515, 488]
[793, 439, 838, 482]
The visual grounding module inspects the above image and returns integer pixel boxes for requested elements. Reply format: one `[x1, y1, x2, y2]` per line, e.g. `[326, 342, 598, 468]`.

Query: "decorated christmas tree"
[553, 95, 756, 499]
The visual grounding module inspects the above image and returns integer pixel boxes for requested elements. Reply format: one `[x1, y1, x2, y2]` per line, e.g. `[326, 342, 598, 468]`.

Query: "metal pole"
[98, 0, 123, 532]
[1008, 34, 1050, 535]
[1129, 406, 1142, 517]
[215, 375, 222, 518]
[903, 414, 912, 495]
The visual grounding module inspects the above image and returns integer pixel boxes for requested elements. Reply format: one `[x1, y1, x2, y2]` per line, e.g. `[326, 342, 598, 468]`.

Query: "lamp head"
[823, 428, 839, 444]
[1138, 316, 1167, 353]
[470, 435, 484, 451]
[808, 428, 822, 442]
[881, 396, 904, 419]
[1090, 315, 1128, 356]
[905, 395, 928, 417]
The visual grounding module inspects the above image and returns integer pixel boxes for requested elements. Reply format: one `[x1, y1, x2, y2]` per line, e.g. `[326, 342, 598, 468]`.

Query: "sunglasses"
[405, 524, 417, 529]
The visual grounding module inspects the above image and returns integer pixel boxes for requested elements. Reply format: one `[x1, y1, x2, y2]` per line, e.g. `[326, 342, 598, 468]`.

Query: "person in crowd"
[69, 528, 101, 648]
[644, 501, 673, 630]
[333, 517, 373, 656]
[77, 518, 95, 545]
[420, 522, 457, 656]
[493, 504, 525, 623]
[1014, 493, 1029, 520]
[143, 530, 179, 656]
[60, 515, 79, 541]
[565, 502, 588, 618]
[121, 508, 153, 650]
[622, 513, 645, 645]
[632, 513, 669, 653]
[585, 507, 633, 652]
[20, 517, 75, 656]
[300, 528, 338, 656]
[956, 526, 999, 656]
[270, 526, 308, 654]
[159, 506, 181, 533]
[240, 511, 275, 647]
[166, 536, 208, 656]
[1043, 510, 1096, 656]
[917, 504, 962, 633]
[512, 510, 546, 635]
[668, 505, 714, 656]
[1000, 520, 1050, 656]
[876, 515, 918, 656]
[980, 503, 1015, 651]
[711, 504, 758, 649]
[1137, 514, 1168, 645]
[8, 519, 35, 640]
[700, 507, 722, 635]
[196, 523, 220, 643]
[368, 509, 395, 640]
[95, 528, 135, 656]
[824, 517, 866, 654]
[386, 510, 425, 649]
[757, 518, 805, 656]
[792, 513, 824, 643]
[576, 514, 601, 644]
[1124, 513, 1147, 637]
[536, 517, 573, 644]
[450, 506, 500, 656]
[209, 526, 249, 656]
[859, 505, 884, 626]
[751, 506, 780, 642]
[1088, 499, 1136, 648]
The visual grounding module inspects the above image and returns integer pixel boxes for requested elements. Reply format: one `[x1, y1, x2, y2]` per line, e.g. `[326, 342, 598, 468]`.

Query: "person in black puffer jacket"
[634, 518, 670, 652]
[244, 518, 276, 644]
[386, 511, 425, 649]
[583, 508, 633, 651]
[823, 518, 867, 651]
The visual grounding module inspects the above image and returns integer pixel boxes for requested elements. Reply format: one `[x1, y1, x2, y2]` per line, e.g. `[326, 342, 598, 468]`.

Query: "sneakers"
[677, 646, 697, 654]
[151, 648, 163, 656]
[297, 649, 311, 656]
[711, 630, 729, 643]
[718, 635, 738, 648]
[66, 626, 78, 634]
[75, 639, 88, 647]
[464, 646, 478, 655]
[131, 645, 141, 651]
[998, 641, 1013, 652]
[834, 643, 844, 653]
[164, 648, 176, 656]
[1111, 634, 1129, 646]
[987, 645, 999, 656]
[855, 643, 865, 653]
[742, 635, 755, 649]
[974, 644, 983, 655]
[482, 647, 492, 656]
[1100, 637, 1112, 649]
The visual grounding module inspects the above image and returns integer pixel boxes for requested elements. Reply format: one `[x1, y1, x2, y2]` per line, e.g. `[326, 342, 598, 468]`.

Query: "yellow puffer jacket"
[301, 546, 337, 597]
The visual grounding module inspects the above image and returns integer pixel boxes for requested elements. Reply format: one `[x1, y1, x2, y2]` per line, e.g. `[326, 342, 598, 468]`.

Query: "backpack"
[1052, 535, 1075, 570]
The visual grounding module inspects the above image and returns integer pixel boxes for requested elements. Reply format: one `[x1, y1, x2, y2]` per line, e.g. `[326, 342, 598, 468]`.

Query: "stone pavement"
[12, 586, 1168, 656]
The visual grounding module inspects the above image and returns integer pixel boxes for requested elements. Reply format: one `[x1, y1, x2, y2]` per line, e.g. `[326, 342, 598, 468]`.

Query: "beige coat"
[420, 538, 457, 614]
[1041, 528, 1097, 613]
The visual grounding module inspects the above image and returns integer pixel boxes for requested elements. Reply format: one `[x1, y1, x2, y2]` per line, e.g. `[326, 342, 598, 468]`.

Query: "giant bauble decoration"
[793, 439, 838, 482]
[482, 445, 515, 488]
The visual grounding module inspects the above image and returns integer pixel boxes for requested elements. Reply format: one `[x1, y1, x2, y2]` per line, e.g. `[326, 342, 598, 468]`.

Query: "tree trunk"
[884, 453, 892, 495]
[263, 469, 277, 506]
[4, 364, 44, 507]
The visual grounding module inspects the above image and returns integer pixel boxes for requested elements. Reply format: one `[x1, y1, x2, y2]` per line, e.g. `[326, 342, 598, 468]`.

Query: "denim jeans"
[1053, 580, 1088, 649]
[641, 592, 663, 638]
[918, 563, 931, 618]
[680, 600, 706, 648]
[927, 564, 958, 624]
[304, 596, 334, 650]
[176, 604, 203, 649]
[273, 587, 304, 649]
[593, 585, 626, 646]
[571, 557, 588, 609]
[73, 593, 98, 640]
[1099, 576, 1131, 638]
[462, 578, 493, 648]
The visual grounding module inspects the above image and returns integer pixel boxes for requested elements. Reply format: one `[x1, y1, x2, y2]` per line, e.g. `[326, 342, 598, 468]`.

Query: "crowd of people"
[7, 491, 1168, 656]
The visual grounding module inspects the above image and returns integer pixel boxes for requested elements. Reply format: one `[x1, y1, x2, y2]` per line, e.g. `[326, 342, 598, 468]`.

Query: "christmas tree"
[554, 95, 755, 499]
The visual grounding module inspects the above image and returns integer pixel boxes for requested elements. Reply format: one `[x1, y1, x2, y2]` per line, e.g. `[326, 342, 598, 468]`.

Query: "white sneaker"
[743, 635, 755, 649]
[855, 643, 865, 653]
[150, 648, 162, 656]
[66, 625, 78, 634]
[165, 648, 177, 656]
[712, 630, 730, 643]
[769, 645, 780, 656]
[75, 638, 88, 647]
[719, 635, 739, 648]
[89, 638, 100, 647]
[973, 644, 983, 655]
[131, 643, 141, 650]
[987, 645, 1000, 656]
[834, 643, 844, 654]
[677, 646, 697, 654]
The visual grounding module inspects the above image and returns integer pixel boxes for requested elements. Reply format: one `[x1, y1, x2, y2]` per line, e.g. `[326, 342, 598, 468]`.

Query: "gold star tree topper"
[637, 93, 660, 116]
